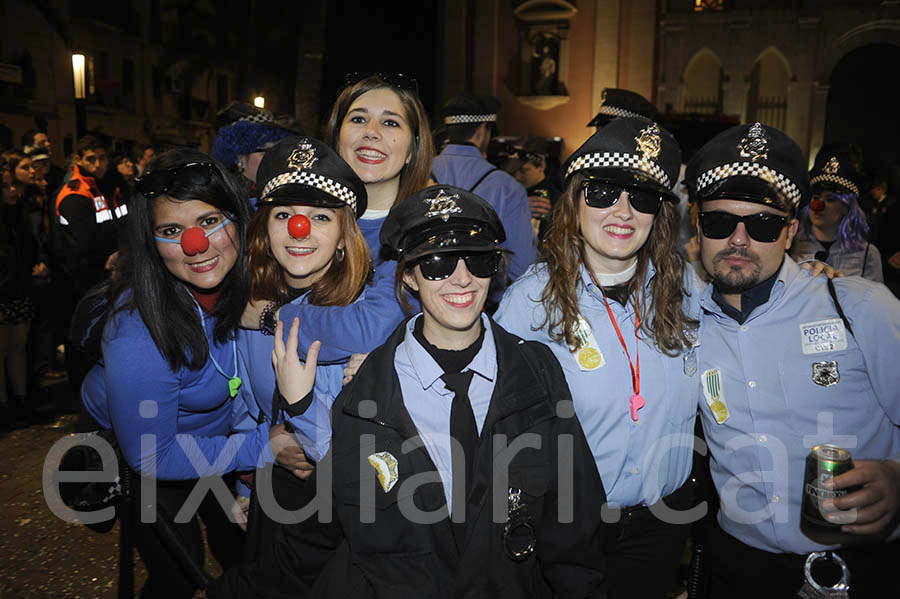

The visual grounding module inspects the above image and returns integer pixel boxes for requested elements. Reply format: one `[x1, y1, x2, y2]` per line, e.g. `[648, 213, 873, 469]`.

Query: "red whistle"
[181, 227, 210, 255]
[288, 214, 311, 239]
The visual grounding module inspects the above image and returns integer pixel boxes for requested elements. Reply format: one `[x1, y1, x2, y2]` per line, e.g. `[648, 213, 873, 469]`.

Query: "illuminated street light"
[72, 54, 86, 99]
[253, 96, 265, 108]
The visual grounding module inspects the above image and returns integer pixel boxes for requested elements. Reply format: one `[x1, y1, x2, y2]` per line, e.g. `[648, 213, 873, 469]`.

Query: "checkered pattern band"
[443, 113, 497, 125]
[260, 171, 357, 213]
[810, 174, 859, 196]
[696, 162, 802, 207]
[237, 112, 275, 125]
[566, 152, 670, 188]
[597, 105, 642, 119]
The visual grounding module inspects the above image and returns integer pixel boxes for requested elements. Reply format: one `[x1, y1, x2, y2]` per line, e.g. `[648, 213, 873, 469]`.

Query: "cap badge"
[738, 122, 768, 163]
[424, 188, 462, 222]
[288, 142, 317, 171]
[600, 88, 608, 104]
[634, 123, 661, 161]
[823, 156, 840, 175]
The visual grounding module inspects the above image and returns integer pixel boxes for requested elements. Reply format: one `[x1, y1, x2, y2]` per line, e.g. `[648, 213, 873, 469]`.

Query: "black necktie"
[441, 369, 477, 552]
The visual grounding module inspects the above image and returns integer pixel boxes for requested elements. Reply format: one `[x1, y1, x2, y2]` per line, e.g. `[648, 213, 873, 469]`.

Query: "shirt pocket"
[352, 549, 444, 599]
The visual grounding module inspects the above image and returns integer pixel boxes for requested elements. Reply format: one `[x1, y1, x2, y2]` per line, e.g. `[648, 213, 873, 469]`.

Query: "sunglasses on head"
[342, 72, 419, 97]
[415, 251, 501, 281]
[582, 181, 664, 215]
[136, 162, 215, 199]
[698, 211, 789, 243]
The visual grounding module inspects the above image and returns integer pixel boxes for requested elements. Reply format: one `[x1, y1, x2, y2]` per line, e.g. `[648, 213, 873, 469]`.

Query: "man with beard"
[684, 123, 900, 599]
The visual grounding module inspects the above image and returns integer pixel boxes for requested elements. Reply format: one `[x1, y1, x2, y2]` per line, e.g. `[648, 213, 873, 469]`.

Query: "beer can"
[801, 444, 854, 530]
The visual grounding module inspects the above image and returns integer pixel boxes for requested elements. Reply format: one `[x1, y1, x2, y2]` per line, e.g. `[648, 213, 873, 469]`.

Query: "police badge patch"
[811, 361, 839, 387]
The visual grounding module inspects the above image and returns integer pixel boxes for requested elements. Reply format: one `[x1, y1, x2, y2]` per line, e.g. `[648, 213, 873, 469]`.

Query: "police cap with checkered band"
[563, 116, 682, 202]
[440, 92, 501, 126]
[256, 136, 367, 218]
[380, 184, 506, 261]
[586, 88, 658, 128]
[684, 122, 809, 213]
[809, 148, 860, 198]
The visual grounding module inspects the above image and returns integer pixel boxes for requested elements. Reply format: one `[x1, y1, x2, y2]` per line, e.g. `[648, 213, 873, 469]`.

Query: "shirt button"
[748, 380, 757, 388]
[631, 467, 639, 475]
[772, 495, 780, 503]
[759, 434, 767, 443]
[741, 325, 748, 332]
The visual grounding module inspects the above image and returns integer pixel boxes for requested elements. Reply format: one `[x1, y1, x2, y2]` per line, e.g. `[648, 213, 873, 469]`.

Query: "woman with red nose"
[78, 149, 309, 598]
[227, 137, 371, 571]
[790, 148, 883, 281]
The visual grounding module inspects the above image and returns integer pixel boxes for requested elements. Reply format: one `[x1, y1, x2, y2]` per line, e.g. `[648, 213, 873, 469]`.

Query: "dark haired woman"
[247, 73, 434, 370]
[1, 151, 39, 425]
[79, 150, 301, 598]
[496, 118, 704, 598]
[215, 185, 607, 598]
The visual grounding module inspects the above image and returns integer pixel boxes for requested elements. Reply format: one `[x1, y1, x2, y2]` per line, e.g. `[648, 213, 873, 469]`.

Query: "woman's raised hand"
[272, 317, 320, 405]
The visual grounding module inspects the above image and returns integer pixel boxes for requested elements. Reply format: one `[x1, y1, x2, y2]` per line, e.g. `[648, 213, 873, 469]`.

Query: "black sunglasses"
[582, 181, 664, 215]
[342, 72, 419, 97]
[415, 251, 501, 281]
[698, 211, 789, 243]
[136, 162, 215, 199]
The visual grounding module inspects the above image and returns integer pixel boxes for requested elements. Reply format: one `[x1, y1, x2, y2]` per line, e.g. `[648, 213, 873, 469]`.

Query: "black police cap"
[256, 136, 367, 218]
[563, 116, 682, 202]
[441, 92, 500, 126]
[587, 88, 658, 128]
[809, 149, 860, 197]
[684, 122, 809, 212]
[380, 184, 506, 261]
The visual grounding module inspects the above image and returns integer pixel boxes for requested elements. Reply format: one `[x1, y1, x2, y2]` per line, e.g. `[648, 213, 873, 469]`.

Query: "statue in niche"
[530, 32, 565, 95]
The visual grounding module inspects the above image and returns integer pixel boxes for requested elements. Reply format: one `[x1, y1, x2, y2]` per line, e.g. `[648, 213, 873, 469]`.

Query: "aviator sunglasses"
[136, 162, 215, 199]
[698, 211, 789, 243]
[582, 181, 664, 215]
[415, 251, 501, 281]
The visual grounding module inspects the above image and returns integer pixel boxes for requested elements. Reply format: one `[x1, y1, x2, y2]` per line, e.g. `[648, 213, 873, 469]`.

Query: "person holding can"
[684, 122, 900, 598]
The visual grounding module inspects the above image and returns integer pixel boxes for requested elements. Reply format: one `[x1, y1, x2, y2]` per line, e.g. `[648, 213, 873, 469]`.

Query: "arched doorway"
[682, 48, 722, 114]
[745, 48, 790, 130]
[825, 43, 900, 174]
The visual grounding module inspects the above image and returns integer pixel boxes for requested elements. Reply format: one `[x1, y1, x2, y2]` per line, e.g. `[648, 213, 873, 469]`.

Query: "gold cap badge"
[288, 142, 317, 170]
[635, 123, 661, 161]
[424, 189, 462, 222]
[738, 123, 768, 163]
[823, 156, 840, 175]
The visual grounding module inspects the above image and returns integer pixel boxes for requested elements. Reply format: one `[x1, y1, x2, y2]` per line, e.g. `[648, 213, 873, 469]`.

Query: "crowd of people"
[2, 76, 899, 598]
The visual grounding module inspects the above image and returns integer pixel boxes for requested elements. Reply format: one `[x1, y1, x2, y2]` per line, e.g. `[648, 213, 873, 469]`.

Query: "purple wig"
[211, 121, 294, 169]
[797, 190, 870, 251]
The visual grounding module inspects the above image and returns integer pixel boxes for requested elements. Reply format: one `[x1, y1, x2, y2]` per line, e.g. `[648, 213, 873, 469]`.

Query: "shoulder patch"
[67, 179, 82, 191]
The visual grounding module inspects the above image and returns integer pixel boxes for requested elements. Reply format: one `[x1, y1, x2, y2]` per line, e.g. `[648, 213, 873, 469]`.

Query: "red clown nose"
[288, 214, 311, 239]
[809, 198, 825, 213]
[181, 227, 210, 255]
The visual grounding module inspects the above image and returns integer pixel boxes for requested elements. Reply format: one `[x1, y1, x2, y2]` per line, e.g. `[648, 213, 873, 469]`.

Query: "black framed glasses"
[415, 251, 501, 281]
[698, 211, 789, 243]
[342, 72, 419, 97]
[582, 181, 663, 215]
[136, 162, 215, 199]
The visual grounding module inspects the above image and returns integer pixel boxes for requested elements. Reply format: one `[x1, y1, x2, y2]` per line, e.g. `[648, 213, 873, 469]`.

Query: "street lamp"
[253, 96, 265, 109]
[72, 53, 86, 138]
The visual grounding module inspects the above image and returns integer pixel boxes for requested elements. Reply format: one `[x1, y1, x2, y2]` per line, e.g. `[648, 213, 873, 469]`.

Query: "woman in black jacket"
[215, 185, 608, 598]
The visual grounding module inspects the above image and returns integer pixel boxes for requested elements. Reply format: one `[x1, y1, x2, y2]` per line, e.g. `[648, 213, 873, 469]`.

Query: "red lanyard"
[600, 293, 645, 422]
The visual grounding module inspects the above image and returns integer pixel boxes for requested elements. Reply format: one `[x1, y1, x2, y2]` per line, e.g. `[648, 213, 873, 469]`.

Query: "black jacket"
[215, 317, 607, 598]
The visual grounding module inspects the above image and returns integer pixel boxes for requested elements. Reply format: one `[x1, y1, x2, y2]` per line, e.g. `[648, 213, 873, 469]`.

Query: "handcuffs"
[797, 551, 850, 598]
[503, 487, 537, 561]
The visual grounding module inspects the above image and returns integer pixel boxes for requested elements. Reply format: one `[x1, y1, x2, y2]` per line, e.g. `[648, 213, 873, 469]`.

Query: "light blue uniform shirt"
[394, 313, 497, 513]
[233, 293, 350, 463]
[790, 238, 883, 283]
[697, 257, 900, 554]
[495, 262, 704, 507]
[432, 144, 536, 288]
